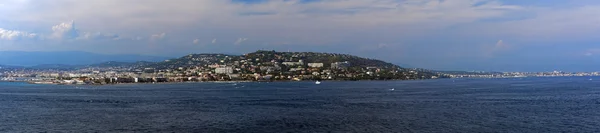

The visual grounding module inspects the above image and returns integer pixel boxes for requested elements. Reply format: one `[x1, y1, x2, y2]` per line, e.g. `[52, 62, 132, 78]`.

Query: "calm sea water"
[1, 77, 600, 132]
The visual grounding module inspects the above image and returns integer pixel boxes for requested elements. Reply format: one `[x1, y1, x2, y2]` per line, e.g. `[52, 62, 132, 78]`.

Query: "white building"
[331, 61, 350, 69]
[289, 68, 305, 72]
[308, 63, 324, 68]
[215, 67, 234, 74]
[282, 62, 304, 66]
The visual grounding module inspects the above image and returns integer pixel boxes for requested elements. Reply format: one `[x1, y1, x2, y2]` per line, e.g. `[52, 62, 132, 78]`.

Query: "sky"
[1, 0, 600, 72]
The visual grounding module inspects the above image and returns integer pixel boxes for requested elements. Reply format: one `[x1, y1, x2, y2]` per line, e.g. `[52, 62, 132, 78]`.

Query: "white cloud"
[495, 40, 505, 47]
[359, 43, 394, 51]
[0, 28, 37, 40]
[81, 32, 119, 40]
[0, 0, 599, 60]
[48, 21, 121, 41]
[377, 43, 388, 48]
[132, 36, 143, 41]
[0, 0, 575, 45]
[51, 21, 79, 39]
[492, 39, 510, 52]
[482, 39, 511, 57]
[234, 38, 248, 45]
[150, 33, 166, 41]
[193, 38, 199, 44]
[584, 49, 600, 56]
[0, 0, 524, 35]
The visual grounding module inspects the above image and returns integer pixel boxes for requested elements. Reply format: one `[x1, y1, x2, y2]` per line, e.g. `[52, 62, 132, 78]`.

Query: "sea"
[1, 77, 599, 132]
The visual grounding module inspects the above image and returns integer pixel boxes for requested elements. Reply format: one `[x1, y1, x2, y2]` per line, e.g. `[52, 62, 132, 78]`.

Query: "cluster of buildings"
[444, 71, 600, 78]
[0, 51, 437, 84]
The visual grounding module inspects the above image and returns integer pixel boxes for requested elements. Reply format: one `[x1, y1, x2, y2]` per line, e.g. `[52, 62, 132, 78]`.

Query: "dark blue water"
[1, 77, 600, 132]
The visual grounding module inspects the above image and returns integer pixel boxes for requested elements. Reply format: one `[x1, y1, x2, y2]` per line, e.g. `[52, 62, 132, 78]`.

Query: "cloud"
[132, 36, 144, 41]
[234, 38, 248, 45]
[0, 28, 37, 40]
[0, 0, 570, 46]
[51, 21, 79, 39]
[81, 32, 120, 40]
[2, 0, 600, 71]
[193, 39, 199, 44]
[584, 49, 600, 56]
[377, 43, 389, 49]
[46, 21, 121, 41]
[359, 43, 395, 51]
[495, 40, 506, 49]
[150, 33, 166, 41]
[482, 39, 511, 57]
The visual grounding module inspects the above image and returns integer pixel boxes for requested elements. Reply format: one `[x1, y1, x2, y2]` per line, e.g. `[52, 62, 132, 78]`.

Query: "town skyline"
[4, 50, 599, 85]
[1, 50, 443, 84]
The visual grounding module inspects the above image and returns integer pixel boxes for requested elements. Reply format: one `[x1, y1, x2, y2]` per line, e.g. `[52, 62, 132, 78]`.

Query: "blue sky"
[1, 0, 600, 72]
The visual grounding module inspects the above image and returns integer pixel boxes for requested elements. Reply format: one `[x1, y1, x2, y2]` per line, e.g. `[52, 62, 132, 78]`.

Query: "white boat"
[315, 81, 321, 85]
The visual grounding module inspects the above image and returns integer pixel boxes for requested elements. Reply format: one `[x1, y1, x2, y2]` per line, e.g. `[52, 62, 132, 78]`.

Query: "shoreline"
[19, 78, 434, 86]
[8, 76, 598, 86]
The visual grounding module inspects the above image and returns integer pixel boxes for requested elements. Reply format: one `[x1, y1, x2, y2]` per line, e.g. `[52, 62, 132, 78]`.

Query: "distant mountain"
[87, 61, 155, 68]
[29, 64, 81, 70]
[0, 64, 24, 69]
[0, 51, 170, 66]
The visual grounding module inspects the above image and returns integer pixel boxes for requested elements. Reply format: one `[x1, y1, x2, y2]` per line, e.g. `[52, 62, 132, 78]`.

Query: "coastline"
[16, 76, 598, 86]
[21, 78, 433, 86]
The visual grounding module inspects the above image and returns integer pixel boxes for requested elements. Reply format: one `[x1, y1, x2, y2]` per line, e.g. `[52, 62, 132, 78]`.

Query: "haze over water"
[1, 77, 599, 132]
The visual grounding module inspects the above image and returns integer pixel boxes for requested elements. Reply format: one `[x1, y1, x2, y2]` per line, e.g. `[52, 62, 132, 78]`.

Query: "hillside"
[245, 50, 400, 68]
[1, 50, 445, 80]
[2, 51, 421, 72]
[140, 50, 442, 80]
[140, 50, 404, 70]
[144, 54, 240, 69]
[2, 51, 411, 70]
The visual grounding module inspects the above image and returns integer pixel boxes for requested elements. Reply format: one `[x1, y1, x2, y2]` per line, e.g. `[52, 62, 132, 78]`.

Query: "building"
[208, 64, 221, 68]
[308, 63, 324, 68]
[289, 68, 305, 72]
[228, 74, 241, 79]
[143, 68, 155, 73]
[260, 66, 275, 71]
[331, 61, 350, 69]
[282, 61, 304, 66]
[215, 67, 234, 74]
[366, 67, 378, 70]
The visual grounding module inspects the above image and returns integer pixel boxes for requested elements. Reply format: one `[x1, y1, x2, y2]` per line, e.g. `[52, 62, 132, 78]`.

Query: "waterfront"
[1, 77, 599, 132]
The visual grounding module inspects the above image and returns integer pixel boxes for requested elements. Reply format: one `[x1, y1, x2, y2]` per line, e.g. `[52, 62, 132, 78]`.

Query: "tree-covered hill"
[245, 50, 400, 69]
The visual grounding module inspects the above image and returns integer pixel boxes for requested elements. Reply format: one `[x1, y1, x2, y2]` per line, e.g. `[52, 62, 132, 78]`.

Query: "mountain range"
[0, 51, 171, 66]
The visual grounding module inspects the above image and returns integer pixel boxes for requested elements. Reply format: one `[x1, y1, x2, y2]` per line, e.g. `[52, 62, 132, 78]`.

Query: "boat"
[315, 81, 321, 85]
